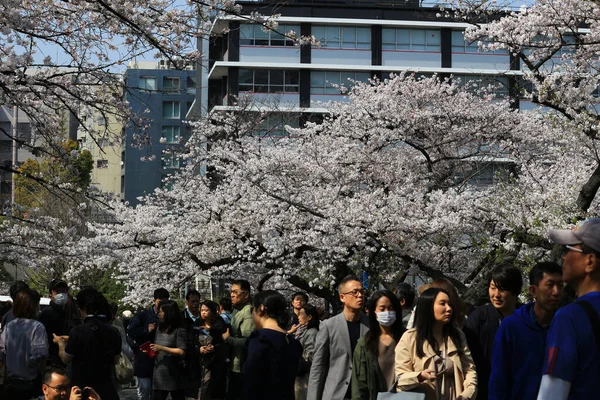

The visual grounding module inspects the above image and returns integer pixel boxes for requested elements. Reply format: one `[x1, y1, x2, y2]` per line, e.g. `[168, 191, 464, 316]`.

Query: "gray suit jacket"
[307, 312, 370, 400]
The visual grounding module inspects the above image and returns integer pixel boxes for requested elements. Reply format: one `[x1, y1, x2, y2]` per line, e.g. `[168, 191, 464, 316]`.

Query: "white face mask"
[376, 311, 396, 327]
[54, 293, 68, 307]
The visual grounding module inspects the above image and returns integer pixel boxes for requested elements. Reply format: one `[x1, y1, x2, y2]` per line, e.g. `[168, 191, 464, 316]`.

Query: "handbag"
[377, 376, 426, 400]
[115, 351, 134, 384]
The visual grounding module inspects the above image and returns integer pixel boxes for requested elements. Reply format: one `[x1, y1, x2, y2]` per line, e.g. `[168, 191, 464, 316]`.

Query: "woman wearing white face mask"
[351, 290, 405, 400]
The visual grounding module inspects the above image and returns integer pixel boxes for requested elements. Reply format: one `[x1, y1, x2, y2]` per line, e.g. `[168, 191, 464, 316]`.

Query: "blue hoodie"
[489, 302, 548, 400]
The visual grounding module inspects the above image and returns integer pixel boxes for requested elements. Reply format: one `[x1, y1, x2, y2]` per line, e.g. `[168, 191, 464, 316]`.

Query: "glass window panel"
[255, 70, 269, 85]
[285, 71, 299, 86]
[397, 29, 410, 50]
[311, 71, 326, 88]
[270, 85, 284, 93]
[342, 27, 356, 42]
[340, 71, 355, 84]
[239, 69, 253, 85]
[357, 28, 371, 42]
[255, 27, 269, 39]
[270, 70, 284, 86]
[356, 42, 370, 49]
[355, 72, 371, 83]
[412, 30, 426, 46]
[163, 102, 180, 118]
[325, 71, 340, 87]
[163, 77, 180, 91]
[312, 26, 326, 41]
[162, 126, 180, 143]
[239, 84, 253, 92]
[382, 29, 395, 48]
[139, 77, 157, 91]
[240, 24, 253, 40]
[271, 39, 285, 46]
[427, 30, 441, 46]
[452, 31, 466, 46]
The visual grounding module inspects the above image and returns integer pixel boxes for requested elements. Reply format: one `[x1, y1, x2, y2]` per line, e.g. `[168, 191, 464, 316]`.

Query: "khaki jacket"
[394, 328, 477, 400]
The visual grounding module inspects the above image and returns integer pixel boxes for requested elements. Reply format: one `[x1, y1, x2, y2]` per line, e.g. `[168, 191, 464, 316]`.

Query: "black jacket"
[464, 303, 520, 400]
[127, 306, 159, 378]
[38, 301, 80, 366]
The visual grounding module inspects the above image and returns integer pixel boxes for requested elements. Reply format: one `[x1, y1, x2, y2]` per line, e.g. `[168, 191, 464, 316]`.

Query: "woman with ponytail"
[351, 290, 405, 400]
[243, 290, 302, 400]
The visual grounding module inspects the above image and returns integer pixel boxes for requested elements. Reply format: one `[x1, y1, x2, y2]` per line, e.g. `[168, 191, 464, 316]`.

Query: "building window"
[255, 115, 299, 138]
[455, 75, 510, 98]
[239, 69, 299, 93]
[382, 28, 441, 52]
[163, 77, 180, 92]
[163, 102, 180, 119]
[312, 26, 371, 49]
[186, 76, 196, 94]
[139, 76, 157, 91]
[240, 24, 300, 47]
[162, 126, 180, 143]
[310, 71, 371, 94]
[452, 31, 508, 54]
[162, 152, 180, 169]
[97, 159, 109, 168]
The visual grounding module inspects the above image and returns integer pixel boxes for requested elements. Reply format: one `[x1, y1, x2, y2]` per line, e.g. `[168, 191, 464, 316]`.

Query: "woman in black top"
[244, 290, 302, 400]
[150, 300, 187, 400]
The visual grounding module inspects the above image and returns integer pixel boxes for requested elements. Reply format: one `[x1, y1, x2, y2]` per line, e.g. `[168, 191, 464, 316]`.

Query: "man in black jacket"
[127, 288, 169, 400]
[38, 279, 80, 366]
[182, 289, 202, 400]
[464, 265, 523, 400]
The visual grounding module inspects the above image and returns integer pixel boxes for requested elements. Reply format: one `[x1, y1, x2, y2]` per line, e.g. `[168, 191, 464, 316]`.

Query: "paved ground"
[119, 387, 139, 400]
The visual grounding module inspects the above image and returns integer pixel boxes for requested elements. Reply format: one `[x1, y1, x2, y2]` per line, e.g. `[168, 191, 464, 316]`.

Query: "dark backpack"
[575, 300, 600, 347]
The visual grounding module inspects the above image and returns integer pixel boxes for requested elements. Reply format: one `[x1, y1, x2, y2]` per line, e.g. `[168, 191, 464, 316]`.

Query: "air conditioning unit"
[158, 59, 168, 70]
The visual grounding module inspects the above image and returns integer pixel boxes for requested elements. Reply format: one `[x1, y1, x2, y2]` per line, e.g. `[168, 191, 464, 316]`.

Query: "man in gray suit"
[307, 275, 370, 400]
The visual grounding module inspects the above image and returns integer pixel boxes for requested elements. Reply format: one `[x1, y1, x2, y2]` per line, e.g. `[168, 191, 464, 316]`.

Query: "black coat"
[182, 309, 202, 397]
[127, 306, 159, 378]
[464, 303, 520, 400]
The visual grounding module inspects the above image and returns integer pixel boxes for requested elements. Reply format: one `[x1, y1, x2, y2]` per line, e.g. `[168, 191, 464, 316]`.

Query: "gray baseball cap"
[548, 218, 600, 253]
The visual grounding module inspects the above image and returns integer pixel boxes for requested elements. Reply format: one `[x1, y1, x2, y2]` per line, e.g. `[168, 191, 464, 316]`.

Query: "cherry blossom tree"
[5, 0, 600, 305]
[45, 73, 575, 306]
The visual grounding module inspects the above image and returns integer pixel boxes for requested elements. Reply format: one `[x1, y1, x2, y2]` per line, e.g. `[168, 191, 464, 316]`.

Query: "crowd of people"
[0, 218, 600, 400]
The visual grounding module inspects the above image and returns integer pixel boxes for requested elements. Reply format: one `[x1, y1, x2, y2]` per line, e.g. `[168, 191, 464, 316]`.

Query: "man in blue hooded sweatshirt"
[489, 261, 564, 400]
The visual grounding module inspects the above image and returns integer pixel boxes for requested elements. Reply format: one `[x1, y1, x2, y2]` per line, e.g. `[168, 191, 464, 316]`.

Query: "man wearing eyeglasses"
[537, 218, 600, 400]
[39, 365, 100, 400]
[222, 279, 255, 400]
[307, 275, 370, 400]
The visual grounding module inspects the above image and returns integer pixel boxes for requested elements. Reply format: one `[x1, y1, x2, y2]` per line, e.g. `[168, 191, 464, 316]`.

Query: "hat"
[48, 279, 68, 292]
[122, 310, 133, 318]
[548, 218, 600, 253]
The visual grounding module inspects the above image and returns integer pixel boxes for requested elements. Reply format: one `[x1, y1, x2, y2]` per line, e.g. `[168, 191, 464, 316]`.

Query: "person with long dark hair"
[394, 288, 477, 400]
[244, 290, 302, 400]
[0, 288, 48, 400]
[150, 300, 187, 400]
[294, 303, 320, 400]
[351, 290, 405, 400]
[198, 299, 228, 400]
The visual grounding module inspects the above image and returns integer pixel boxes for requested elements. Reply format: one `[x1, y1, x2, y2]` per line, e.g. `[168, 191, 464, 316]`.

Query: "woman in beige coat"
[395, 287, 477, 400]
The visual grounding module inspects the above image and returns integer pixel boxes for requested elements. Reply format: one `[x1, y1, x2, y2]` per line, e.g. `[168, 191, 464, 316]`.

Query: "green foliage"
[15, 139, 93, 214]
[26, 267, 127, 308]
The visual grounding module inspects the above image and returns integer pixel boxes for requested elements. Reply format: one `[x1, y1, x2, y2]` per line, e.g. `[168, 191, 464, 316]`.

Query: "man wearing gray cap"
[537, 218, 600, 400]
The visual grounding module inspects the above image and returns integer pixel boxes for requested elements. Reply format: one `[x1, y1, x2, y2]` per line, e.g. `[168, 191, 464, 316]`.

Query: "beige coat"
[394, 328, 477, 400]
